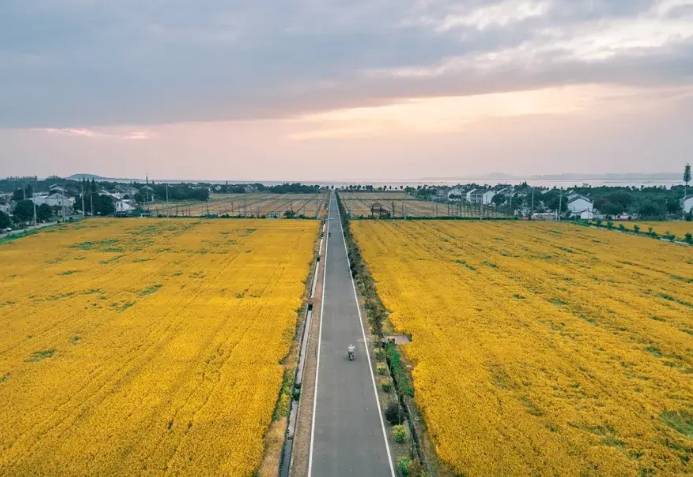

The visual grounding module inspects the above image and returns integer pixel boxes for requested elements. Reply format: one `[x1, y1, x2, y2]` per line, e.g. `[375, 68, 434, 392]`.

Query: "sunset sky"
[1, 0, 692, 181]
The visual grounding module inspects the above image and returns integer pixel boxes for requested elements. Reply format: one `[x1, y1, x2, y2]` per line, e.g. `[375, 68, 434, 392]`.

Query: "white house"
[482, 190, 496, 205]
[115, 199, 137, 215]
[466, 189, 486, 204]
[447, 188, 463, 201]
[681, 195, 693, 214]
[567, 193, 593, 218]
[32, 192, 75, 209]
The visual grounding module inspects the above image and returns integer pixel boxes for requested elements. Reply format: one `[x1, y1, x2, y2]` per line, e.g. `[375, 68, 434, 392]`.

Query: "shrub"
[377, 364, 388, 375]
[633, 225, 640, 234]
[664, 232, 675, 242]
[618, 223, 625, 231]
[385, 401, 404, 425]
[398, 457, 412, 477]
[685, 233, 692, 244]
[381, 380, 392, 393]
[606, 220, 614, 229]
[392, 424, 408, 443]
[375, 349, 386, 361]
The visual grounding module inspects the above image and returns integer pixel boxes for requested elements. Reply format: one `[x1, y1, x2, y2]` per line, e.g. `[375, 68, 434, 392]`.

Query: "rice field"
[0, 218, 318, 475]
[339, 191, 504, 218]
[148, 192, 329, 218]
[614, 220, 692, 241]
[352, 220, 692, 476]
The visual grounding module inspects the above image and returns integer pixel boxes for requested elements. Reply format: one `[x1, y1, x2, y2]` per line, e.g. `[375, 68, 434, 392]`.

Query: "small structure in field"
[370, 202, 391, 218]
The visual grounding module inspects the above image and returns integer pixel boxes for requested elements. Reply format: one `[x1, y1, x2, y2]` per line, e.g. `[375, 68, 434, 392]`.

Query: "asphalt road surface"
[309, 193, 394, 477]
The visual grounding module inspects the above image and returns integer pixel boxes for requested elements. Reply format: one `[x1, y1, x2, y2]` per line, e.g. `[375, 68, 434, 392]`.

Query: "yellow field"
[352, 221, 692, 476]
[615, 220, 692, 240]
[0, 218, 317, 475]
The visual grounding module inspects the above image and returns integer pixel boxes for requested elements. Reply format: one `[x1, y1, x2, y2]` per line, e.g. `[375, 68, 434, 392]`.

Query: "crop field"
[148, 192, 329, 218]
[614, 220, 692, 241]
[339, 191, 503, 218]
[0, 218, 317, 475]
[352, 221, 692, 476]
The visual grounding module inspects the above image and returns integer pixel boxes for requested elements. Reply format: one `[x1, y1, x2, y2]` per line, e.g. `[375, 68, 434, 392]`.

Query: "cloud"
[37, 127, 154, 140]
[432, 1, 550, 32]
[0, 0, 691, 128]
[287, 83, 693, 140]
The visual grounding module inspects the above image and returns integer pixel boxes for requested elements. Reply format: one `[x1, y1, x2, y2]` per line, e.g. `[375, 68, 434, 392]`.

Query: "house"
[466, 189, 485, 204]
[447, 188, 463, 201]
[32, 191, 75, 209]
[115, 199, 137, 215]
[31, 190, 75, 217]
[578, 210, 594, 220]
[681, 195, 693, 214]
[567, 193, 594, 218]
[482, 190, 496, 205]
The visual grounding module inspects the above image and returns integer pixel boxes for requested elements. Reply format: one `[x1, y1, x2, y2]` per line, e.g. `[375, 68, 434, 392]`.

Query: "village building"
[482, 190, 496, 205]
[447, 188, 463, 201]
[681, 195, 693, 214]
[115, 198, 137, 215]
[566, 192, 594, 219]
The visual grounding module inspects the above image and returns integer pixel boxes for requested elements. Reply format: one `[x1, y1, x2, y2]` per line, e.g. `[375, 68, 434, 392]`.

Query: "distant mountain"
[66, 173, 109, 181]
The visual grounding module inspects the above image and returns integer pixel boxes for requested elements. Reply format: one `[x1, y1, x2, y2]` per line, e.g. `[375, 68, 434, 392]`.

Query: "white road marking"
[336, 199, 396, 477]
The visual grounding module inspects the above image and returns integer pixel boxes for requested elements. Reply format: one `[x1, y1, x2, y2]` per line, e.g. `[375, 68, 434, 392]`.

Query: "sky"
[1, 0, 692, 181]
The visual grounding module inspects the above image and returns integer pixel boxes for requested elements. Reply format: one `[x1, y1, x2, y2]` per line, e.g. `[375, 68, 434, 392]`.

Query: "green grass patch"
[26, 348, 57, 362]
[386, 343, 414, 397]
[661, 410, 693, 438]
[138, 284, 162, 297]
[454, 259, 477, 271]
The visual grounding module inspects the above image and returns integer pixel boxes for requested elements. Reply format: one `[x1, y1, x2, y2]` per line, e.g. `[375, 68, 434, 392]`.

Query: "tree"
[92, 194, 115, 215]
[0, 211, 11, 229]
[684, 163, 691, 218]
[37, 204, 52, 222]
[638, 200, 665, 219]
[12, 200, 34, 223]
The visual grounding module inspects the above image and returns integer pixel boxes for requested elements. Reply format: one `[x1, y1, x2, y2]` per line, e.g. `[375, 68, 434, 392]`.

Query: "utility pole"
[557, 190, 562, 221]
[81, 182, 85, 217]
[530, 188, 535, 220]
[165, 183, 169, 217]
[90, 191, 94, 216]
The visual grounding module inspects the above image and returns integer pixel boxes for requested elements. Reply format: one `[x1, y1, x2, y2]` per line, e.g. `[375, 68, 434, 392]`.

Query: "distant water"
[318, 178, 681, 188]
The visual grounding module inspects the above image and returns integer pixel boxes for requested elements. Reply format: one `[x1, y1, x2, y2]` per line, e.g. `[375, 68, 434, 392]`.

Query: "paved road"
[309, 192, 394, 477]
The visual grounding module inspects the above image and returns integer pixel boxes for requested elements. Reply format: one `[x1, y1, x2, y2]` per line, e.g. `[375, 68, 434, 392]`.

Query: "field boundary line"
[337, 197, 396, 477]
[307, 195, 330, 477]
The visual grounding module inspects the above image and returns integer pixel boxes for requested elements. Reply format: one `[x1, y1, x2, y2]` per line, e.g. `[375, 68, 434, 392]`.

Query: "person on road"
[347, 344, 355, 360]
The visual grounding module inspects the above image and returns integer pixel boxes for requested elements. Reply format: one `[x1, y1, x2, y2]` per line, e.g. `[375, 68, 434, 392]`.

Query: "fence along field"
[0, 218, 317, 475]
[352, 221, 692, 476]
[339, 191, 505, 218]
[148, 192, 329, 218]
